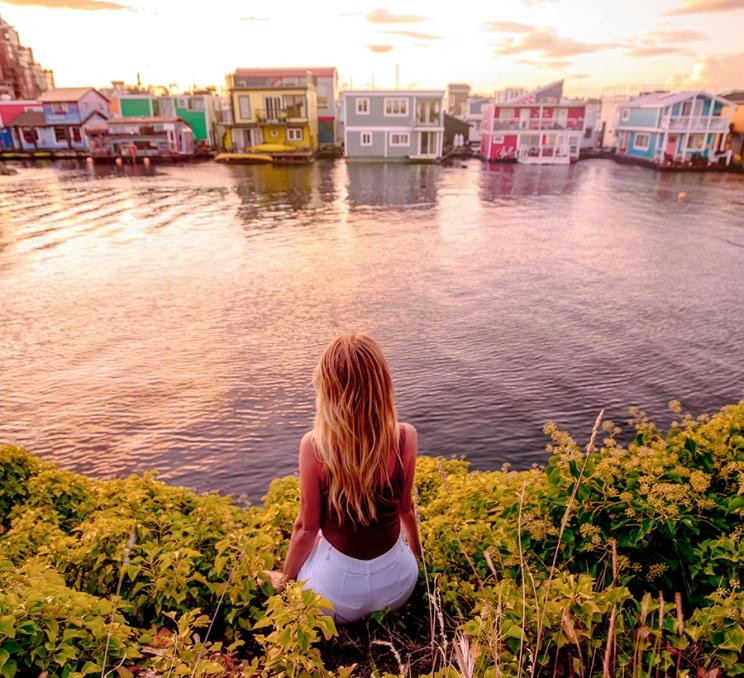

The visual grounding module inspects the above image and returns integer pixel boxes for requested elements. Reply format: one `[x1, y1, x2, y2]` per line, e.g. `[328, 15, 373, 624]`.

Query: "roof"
[722, 90, 744, 102]
[343, 89, 445, 96]
[629, 90, 734, 107]
[235, 67, 336, 77]
[38, 87, 108, 103]
[107, 116, 185, 124]
[7, 110, 47, 126]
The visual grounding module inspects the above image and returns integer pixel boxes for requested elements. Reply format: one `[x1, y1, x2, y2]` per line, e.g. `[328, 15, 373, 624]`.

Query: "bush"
[0, 400, 742, 676]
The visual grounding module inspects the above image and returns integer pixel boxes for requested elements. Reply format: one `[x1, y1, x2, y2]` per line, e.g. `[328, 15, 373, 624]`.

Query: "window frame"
[238, 95, 251, 120]
[633, 132, 650, 151]
[621, 108, 630, 122]
[493, 134, 505, 144]
[287, 127, 303, 142]
[356, 97, 370, 115]
[384, 97, 409, 117]
[360, 131, 373, 146]
[389, 131, 410, 146]
[53, 126, 67, 143]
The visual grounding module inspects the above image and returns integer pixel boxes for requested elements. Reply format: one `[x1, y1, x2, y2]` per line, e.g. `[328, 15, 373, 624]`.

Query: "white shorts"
[297, 531, 419, 623]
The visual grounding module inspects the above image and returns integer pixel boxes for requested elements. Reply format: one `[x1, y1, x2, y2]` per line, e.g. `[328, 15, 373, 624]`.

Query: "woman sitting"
[278, 334, 422, 623]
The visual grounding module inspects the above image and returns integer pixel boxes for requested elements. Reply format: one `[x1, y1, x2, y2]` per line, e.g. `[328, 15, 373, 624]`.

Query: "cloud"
[383, 30, 442, 40]
[628, 46, 695, 56]
[567, 73, 590, 79]
[666, 51, 744, 89]
[240, 16, 269, 21]
[365, 9, 429, 23]
[667, 0, 744, 14]
[0, 0, 129, 8]
[518, 58, 571, 69]
[647, 28, 706, 41]
[367, 44, 394, 53]
[486, 20, 536, 32]
[494, 30, 617, 57]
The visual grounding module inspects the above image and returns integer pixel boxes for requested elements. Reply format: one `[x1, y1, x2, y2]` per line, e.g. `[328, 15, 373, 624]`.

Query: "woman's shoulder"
[299, 432, 324, 473]
[398, 422, 418, 454]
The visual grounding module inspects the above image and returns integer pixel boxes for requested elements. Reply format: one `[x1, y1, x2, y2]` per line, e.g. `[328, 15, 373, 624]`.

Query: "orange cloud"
[519, 58, 571, 69]
[1, 0, 129, 8]
[367, 45, 394, 53]
[383, 30, 442, 39]
[647, 28, 706, 40]
[365, 9, 429, 23]
[628, 46, 695, 56]
[486, 20, 536, 32]
[495, 30, 618, 57]
[667, 0, 744, 14]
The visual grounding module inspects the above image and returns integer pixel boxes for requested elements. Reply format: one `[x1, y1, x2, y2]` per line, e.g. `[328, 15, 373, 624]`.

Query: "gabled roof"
[7, 110, 47, 127]
[629, 90, 734, 108]
[510, 80, 564, 105]
[39, 87, 109, 103]
[722, 90, 744, 103]
[107, 116, 185, 124]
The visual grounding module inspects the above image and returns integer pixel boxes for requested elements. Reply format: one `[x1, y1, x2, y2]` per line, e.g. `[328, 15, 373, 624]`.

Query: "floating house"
[480, 81, 586, 164]
[223, 68, 320, 159]
[112, 92, 217, 147]
[721, 90, 744, 159]
[88, 117, 195, 157]
[4, 87, 109, 153]
[446, 83, 471, 117]
[615, 90, 733, 167]
[0, 99, 40, 150]
[343, 90, 444, 162]
[463, 97, 491, 146]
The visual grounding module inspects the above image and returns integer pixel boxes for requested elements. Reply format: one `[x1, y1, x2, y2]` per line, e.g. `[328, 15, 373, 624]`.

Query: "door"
[666, 134, 678, 160]
[519, 108, 530, 129]
[419, 131, 437, 156]
[265, 96, 283, 121]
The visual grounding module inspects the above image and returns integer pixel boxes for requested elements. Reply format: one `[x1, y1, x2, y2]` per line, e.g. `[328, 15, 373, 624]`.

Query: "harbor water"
[0, 159, 742, 499]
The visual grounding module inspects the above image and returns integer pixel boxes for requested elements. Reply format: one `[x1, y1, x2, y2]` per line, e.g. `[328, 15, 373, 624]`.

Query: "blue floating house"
[615, 90, 734, 167]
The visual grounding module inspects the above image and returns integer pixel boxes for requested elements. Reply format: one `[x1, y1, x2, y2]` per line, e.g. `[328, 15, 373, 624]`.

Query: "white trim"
[287, 127, 302, 142]
[493, 134, 504, 144]
[356, 97, 370, 115]
[633, 132, 651, 151]
[621, 108, 630, 122]
[346, 125, 423, 132]
[384, 97, 409, 117]
[360, 131, 373, 146]
[389, 132, 410, 146]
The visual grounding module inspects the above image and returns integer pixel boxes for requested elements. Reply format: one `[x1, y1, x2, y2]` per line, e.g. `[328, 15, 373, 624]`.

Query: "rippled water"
[1, 159, 742, 499]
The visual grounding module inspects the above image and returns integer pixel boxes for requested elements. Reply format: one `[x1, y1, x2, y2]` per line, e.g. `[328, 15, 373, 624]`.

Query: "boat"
[215, 152, 273, 164]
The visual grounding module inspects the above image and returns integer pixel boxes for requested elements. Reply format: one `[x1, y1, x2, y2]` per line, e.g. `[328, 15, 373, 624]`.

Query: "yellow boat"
[247, 143, 296, 153]
[215, 152, 273, 164]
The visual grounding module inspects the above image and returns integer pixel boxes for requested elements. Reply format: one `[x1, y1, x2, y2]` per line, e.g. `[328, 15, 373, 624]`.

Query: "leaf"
[0, 618, 14, 639]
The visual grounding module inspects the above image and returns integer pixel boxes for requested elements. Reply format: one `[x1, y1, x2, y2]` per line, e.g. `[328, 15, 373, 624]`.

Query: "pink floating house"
[480, 81, 586, 165]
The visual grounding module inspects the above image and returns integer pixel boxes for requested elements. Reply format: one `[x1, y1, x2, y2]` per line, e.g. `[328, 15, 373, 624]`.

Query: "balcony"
[667, 116, 730, 131]
[254, 108, 288, 123]
[414, 115, 443, 127]
[490, 117, 585, 132]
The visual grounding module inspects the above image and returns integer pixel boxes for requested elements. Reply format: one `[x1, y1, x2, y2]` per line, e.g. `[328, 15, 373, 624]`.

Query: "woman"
[278, 334, 422, 623]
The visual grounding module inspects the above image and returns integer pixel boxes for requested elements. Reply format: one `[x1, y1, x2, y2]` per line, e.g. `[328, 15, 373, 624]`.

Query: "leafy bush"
[0, 399, 742, 676]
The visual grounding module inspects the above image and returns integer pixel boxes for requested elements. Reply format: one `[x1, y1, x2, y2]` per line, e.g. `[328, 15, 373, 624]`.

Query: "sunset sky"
[1, 0, 743, 96]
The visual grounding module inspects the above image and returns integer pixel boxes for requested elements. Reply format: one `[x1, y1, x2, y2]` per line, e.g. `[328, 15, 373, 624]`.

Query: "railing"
[491, 117, 585, 131]
[517, 145, 571, 159]
[667, 116, 730, 131]
[414, 115, 443, 127]
[254, 108, 288, 123]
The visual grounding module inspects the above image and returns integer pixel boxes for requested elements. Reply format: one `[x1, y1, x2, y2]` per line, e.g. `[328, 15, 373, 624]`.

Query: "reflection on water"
[0, 159, 742, 499]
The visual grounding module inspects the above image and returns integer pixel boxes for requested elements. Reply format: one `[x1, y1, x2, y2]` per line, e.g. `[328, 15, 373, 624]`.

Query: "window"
[53, 126, 67, 143]
[621, 108, 630, 122]
[361, 132, 372, 146]
[51, 102, 69, 114]
[356, 98, 369, 115]
[499, 108, 514, 119]
[317, 96, 329, 109]
[493, 134, 504, 143]
[153, 98, 175, 117]
[188, 97, 205, 111]
[687, 133, 705, 150]
[389, 132, 410, 146]
[71, 127, 82, 143]
[284, 95, 306, 118]
[22, 128, 35, 144]
[287, 128, 303, 142]
[634, 133, 650, 150]
[238, 95, 251, 120]
[385, 98, 408, 116]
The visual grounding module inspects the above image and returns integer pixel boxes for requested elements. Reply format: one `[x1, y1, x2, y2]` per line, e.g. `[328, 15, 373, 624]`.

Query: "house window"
[499, 108, 514, 119]
[493, 134, 504, 143]
[317, 96, 329, 109]
[356, 98, 370, 115]
[361, 132, 373, 146]
[188, 97, 205, 111]
[634, 133, 650, 150]
[621, 108, 630, 122]
[51, 102, 69, 114]
[389, 132, 410, 146]
[237, 96, 251, 120]
[53, 126, 67, 143]
[687, 133, 705, 150]
[22, 128, 35, 144]
[287, 128, 303, 142]
[385, 98, 408, 116]
[284, 95, 306, 118]
[71, 127, 82, 143]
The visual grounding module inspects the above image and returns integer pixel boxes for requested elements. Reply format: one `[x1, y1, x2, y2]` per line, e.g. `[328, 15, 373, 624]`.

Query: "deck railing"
[491, 118, 585, 131]
[254, 108, 289, 123]
[667, 116, 729, 131]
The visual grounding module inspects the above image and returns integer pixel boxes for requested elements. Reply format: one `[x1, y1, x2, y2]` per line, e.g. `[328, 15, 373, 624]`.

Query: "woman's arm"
[282, 433, 323, 582]
[399, 423, 423, 561]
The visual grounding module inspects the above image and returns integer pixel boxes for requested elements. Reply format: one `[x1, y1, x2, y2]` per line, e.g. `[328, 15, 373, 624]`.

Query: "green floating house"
[111, 93, 217, 147]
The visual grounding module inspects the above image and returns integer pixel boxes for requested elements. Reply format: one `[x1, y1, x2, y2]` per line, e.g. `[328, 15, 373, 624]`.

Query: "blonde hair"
[312, 334, 400, 527]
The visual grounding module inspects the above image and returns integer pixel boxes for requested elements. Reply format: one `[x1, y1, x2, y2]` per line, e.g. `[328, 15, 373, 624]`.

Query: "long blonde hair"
[312, 334, 400, 527]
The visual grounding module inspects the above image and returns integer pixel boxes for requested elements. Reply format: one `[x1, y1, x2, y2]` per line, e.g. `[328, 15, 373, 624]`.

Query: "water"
[1, 159, 742, 500]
